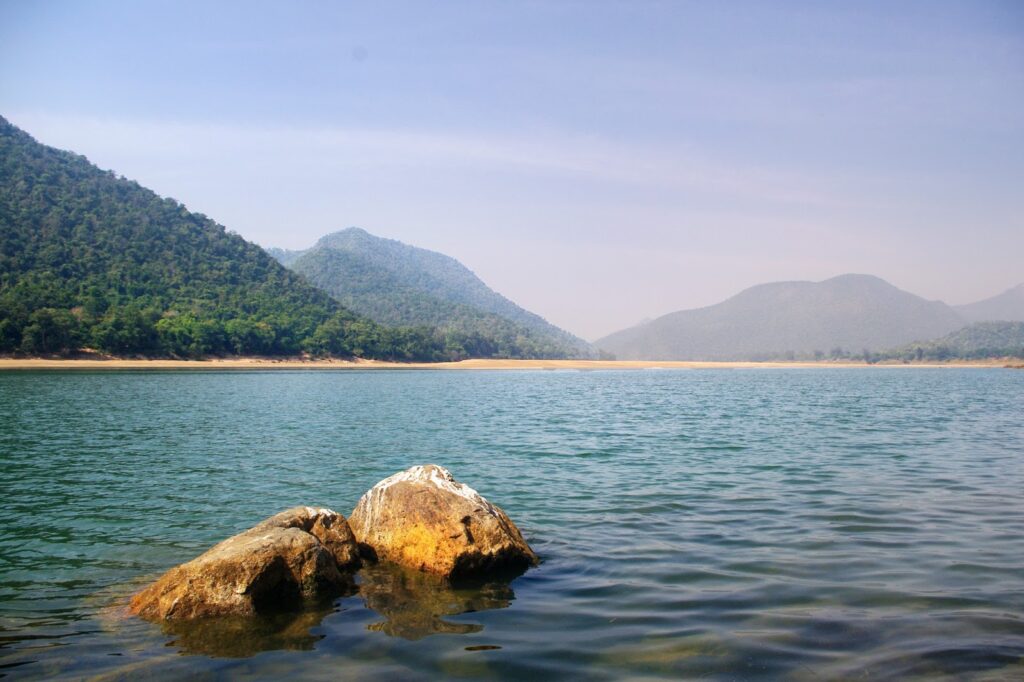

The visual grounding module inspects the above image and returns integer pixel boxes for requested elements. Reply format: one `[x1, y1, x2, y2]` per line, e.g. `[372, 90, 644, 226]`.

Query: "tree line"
[1, 116, 567, 360]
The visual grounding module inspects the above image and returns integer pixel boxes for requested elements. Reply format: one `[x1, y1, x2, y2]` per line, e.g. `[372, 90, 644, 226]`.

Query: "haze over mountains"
[1, 114, 1020, 363]
[595, 274, 1020, 361]
[276, 228, 1023, 363]
[881, 322, 1024, 362]
[953, 284, 1024, 324]
[0, 116, 574, 361]
[269, 228, 591, 359]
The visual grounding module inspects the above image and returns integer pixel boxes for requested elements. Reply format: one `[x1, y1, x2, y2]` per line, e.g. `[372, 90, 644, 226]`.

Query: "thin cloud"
[9, 112, 845, 209]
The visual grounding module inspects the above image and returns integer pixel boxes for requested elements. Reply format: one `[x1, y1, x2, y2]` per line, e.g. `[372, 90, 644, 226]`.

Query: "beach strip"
[0, 358, 1012, 371]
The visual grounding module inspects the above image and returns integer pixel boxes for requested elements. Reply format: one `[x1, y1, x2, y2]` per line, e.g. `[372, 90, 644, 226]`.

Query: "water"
[1, 368, 1022, 680]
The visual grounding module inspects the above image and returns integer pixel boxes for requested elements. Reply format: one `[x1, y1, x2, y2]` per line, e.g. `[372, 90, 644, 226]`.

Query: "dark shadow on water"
[358, 562, 516, 641]
[157, 562, 521, 655]
[161, 601, 341, 658]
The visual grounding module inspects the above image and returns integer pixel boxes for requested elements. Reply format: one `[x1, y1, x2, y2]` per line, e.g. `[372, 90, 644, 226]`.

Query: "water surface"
[1, 368, 1022, 679]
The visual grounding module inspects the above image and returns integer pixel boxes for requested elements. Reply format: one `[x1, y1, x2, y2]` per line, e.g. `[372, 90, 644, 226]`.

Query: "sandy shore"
[0, 357, 1013, 371]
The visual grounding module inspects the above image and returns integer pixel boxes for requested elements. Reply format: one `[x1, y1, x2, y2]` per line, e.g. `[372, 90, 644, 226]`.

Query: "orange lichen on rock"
[348, 465, 538, 579]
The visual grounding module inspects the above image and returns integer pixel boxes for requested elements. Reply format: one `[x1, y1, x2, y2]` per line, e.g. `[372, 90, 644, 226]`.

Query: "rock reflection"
[358, 562, 515, 640]
[161, 602, 339, 657]
[153, 562, 519, 654]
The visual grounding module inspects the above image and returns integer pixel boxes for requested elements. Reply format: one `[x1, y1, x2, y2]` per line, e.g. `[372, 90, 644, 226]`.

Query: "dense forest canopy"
[0, 116, 455, 360]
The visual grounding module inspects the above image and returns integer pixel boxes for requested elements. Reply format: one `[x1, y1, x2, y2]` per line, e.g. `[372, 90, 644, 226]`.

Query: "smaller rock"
[129, 507, 359, 621]
[349, 465, 538, 579]
[250, 506, 361, 571]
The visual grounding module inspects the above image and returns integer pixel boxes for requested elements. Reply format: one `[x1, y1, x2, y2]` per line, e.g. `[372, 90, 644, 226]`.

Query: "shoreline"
[0, 357, 1016, 371]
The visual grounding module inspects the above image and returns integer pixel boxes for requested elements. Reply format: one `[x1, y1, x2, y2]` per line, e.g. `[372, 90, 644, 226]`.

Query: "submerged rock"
[349, 465, 538, 579]
[160, 605, 336, 657]
[129, 507, 360, 620]
[359, 561, 515, 640]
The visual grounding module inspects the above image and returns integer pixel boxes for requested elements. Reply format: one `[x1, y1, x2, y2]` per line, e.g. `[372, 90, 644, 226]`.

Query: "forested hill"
[0, 116, 444, 359]
[271, 228, 592, 358]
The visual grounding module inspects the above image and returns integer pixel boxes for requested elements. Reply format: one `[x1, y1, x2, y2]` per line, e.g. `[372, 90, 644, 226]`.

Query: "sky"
[1, 1, 1022, 340]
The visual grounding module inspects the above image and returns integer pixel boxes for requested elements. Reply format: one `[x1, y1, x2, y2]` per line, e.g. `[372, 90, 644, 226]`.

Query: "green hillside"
[880, 322, 1024, 361]
[273, 228, 592, 359]
[0, 116, 442, 360]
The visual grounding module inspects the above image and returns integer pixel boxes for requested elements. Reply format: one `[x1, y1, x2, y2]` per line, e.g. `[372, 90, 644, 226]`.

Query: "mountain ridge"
[595, 274, 967, 360]
[954, 283, 1024, 322]
[270, 227, 592, 358]
[0, 115, 443, 360]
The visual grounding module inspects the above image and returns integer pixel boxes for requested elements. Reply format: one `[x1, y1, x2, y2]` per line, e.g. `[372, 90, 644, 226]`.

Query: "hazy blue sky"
[2, 1, 1022, 339]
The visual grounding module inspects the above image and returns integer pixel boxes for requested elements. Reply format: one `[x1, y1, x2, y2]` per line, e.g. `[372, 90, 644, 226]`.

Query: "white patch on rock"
[304, 506, 337, 518]
[356, 465, 499, 529]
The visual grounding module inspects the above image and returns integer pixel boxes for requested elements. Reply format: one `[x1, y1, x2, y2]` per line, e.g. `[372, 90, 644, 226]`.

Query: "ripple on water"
[0, 368, 1023, 680]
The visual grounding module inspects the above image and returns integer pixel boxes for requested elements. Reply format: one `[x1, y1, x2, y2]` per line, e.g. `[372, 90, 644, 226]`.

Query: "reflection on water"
[358, 562, 515, 640]
[161, 603, 339, 657]
[154, 562, 517, 657]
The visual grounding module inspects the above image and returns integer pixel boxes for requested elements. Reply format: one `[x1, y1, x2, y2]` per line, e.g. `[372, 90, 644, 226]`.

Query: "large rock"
[130, 506, 360, 620]
[349, 465, 538, 579]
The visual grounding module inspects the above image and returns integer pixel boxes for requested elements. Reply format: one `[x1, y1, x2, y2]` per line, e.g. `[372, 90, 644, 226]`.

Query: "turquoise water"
[1, 368, 1023, 680]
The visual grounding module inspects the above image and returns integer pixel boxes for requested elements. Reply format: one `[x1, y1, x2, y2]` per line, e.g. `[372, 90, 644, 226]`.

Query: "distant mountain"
[0, 115, 443, 360]
[881, 321, 1024, 361]
[595, 274, 966, 360]
[954, 284, 1024, 322]
[270, 228, 591, 358]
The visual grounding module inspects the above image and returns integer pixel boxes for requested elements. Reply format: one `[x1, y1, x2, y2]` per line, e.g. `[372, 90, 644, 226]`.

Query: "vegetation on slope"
[276, 228, 591, 359]
[0, 116, 447, 360]
[875, 322, 1024, 362]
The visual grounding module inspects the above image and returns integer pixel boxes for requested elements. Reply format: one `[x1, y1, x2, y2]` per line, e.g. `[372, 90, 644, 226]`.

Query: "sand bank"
[0, 357, 1012, 371]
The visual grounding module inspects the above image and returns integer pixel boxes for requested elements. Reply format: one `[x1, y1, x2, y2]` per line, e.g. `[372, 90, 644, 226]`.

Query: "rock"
[252, 506, 361, 571]
[348, 465, 538, 579]
[129, 506, 360, 620]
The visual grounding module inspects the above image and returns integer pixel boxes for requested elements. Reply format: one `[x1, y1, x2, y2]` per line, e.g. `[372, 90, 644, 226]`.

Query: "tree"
[18, 308, 80, 354]
[91, 306, 161, 354]
[305, 314, 355, 357]
[224, 318, 275, 355]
